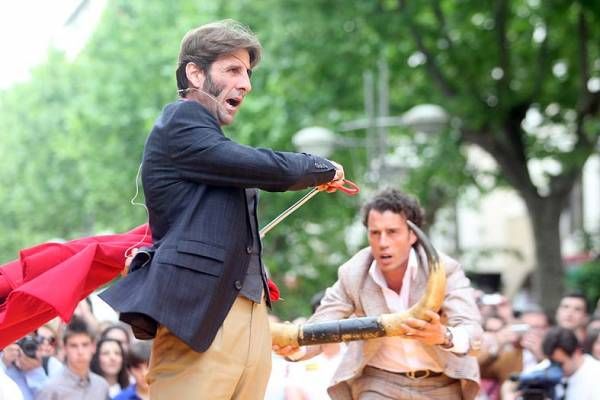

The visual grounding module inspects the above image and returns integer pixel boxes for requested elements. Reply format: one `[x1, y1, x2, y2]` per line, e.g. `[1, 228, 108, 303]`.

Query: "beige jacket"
[305, 246, 482, 400]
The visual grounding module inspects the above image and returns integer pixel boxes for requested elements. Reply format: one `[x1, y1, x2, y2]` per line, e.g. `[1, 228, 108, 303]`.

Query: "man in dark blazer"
[100, 19, 344, 400]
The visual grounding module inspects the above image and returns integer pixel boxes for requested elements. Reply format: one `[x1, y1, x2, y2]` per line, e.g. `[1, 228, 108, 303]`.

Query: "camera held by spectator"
[509, 362, 563, 400]
[16, 335, 43, 359]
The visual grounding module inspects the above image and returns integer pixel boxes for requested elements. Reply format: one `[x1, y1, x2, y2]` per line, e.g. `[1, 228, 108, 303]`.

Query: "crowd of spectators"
[0, 298, 151, 400]
[475, 291, 600, 400]
[1, 289, 599, 399]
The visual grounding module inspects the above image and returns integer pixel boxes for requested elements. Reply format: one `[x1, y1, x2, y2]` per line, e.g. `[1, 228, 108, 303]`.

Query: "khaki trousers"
[147, 296, 272, 400]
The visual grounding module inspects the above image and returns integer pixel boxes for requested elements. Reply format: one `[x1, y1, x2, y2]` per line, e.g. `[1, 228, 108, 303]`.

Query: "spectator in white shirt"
[543, 326, 600, 400]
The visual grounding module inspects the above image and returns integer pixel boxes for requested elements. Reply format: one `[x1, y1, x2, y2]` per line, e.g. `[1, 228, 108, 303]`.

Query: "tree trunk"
[462, 126, 576, 316]
[524, 196, 567, 316]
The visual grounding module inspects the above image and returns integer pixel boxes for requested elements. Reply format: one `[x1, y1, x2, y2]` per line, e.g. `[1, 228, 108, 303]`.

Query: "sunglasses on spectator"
[34, 331, 56, 346]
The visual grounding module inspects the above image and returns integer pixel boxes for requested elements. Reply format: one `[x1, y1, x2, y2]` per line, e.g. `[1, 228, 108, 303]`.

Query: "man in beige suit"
[276, 189, 482, 400]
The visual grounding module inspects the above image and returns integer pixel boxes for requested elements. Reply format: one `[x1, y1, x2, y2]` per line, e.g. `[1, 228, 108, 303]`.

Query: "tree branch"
[398, 0, 456, 97]
[461, 127, 537, 202]
[548, 169, 580, 201]
[573, 7, 595, 152]
[431, 2, 452, 51]
[577, 7, 590, 95]
[431, 2, 486, 106]
[504, 102, 530, 166]
[574, 6, 600, 123]
[541, 7, 597, 200]
[531, 21, 549, 100]
[494, 0, 511, 104]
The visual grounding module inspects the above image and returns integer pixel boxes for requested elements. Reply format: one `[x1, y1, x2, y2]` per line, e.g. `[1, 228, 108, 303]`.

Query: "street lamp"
[338, 103, 448, 135]
[292, 103, 449, 163]
[292, 126, 338, 158]
[292, 57, 449, 160]
[293, 59, 449, 167]
[292, 62, 452, 252]
[292, 102, 449, 247]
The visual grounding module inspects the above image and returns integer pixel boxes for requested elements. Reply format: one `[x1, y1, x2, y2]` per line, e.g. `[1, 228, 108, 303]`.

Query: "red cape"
[0, 225, 280, 348]
[0, 225, 151, 348]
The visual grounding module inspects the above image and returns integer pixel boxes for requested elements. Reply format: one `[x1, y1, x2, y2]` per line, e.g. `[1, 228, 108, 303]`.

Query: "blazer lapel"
[360, 275, 390, 316]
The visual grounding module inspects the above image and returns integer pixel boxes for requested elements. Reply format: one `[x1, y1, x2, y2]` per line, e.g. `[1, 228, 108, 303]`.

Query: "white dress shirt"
[563, 354, 600, 400]
[367, 248, 470, 373]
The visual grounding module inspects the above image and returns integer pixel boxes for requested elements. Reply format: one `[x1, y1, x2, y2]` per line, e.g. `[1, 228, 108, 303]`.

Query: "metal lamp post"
[292, 61, 448, 186]
[292, 103, 449, 186]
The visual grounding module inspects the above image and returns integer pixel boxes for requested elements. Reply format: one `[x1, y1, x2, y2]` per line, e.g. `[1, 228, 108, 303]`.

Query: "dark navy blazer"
[101, 100, 336, 352]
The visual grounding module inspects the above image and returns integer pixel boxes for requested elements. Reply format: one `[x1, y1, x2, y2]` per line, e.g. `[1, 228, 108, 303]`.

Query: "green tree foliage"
[386, 0, 600, 313]
[567, 258, 600, 311]
[1, 0, 598, 318]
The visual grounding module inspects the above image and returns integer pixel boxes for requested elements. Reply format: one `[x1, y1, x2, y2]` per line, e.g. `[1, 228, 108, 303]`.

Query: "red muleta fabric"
[0, 224, 280, 348]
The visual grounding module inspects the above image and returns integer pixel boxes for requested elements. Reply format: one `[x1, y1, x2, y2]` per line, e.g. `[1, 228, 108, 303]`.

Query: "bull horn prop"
[270, 220, 446, 347]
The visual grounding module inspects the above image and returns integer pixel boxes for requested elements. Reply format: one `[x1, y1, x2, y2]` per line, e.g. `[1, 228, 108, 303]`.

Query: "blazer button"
[246, 246, 252, 254]
[234, 280, 243, 290]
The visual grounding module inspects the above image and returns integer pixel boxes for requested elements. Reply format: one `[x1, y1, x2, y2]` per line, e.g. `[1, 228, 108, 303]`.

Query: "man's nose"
[239, 71, 252, 94]
[378, 233, 390, 247]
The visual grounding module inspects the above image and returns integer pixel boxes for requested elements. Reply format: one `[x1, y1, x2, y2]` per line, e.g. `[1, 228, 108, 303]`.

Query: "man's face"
[367, 210, 417, 273]
[521, 312, 549, 332]
[556, 297, 588, 330]
[550, 348, 579, 377]
[200, 48, 252, 126]
[64, 333, 94, 371]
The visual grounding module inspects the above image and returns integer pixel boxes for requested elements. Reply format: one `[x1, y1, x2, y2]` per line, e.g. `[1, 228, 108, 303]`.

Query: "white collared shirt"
[367, 248, 469, 373]
[563, 354, 600, 400]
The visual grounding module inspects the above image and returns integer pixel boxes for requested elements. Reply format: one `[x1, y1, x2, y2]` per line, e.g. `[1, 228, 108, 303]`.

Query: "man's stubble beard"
[202, 73, 230, 125]
[202, 72, 222, 99]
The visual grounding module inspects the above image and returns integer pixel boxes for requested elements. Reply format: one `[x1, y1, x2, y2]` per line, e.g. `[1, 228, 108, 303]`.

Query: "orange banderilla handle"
[317, 179, 360, 195]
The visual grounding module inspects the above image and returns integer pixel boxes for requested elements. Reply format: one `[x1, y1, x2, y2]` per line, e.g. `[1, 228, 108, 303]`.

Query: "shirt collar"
[64, 366, 91, 387]
[369, 247, 418, 289]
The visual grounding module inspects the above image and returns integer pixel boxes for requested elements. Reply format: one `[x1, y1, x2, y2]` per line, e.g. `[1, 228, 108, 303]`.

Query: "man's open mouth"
[226, 98, 241, 107]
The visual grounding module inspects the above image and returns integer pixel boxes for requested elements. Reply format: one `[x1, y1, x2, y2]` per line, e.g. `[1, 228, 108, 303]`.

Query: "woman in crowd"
[100, 323, 133, 353]
[35, 323, 58, 357]
[91, 338, 130, 398]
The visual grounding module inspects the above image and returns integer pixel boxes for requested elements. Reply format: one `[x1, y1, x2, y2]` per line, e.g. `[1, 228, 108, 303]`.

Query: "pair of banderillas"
[262, 180, 446, 348]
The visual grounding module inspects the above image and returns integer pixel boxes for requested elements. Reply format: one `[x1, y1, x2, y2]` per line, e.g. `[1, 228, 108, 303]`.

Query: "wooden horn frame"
[270, 220, 446, 347]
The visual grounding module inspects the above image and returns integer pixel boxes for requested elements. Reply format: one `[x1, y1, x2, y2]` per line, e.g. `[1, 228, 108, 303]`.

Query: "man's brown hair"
[176, 19, 262, 93]
[361, 188, 425, 228]
[63, 315, 93, 345]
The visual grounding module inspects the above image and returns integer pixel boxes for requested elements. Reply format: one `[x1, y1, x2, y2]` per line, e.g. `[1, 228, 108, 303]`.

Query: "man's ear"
[408, 228, 418, 246]
[185, 63, 205, 89]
